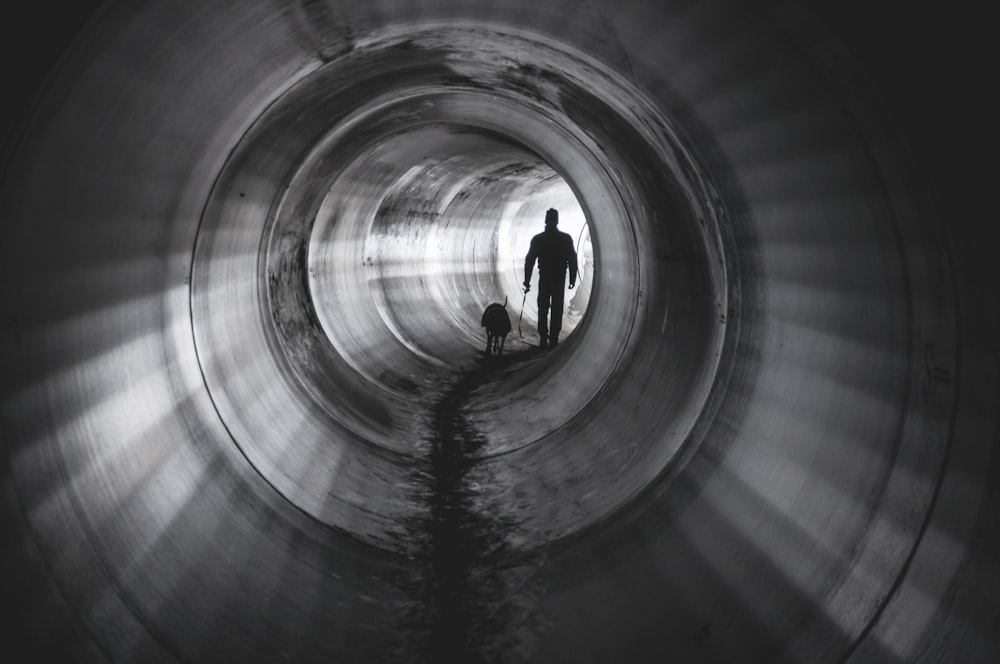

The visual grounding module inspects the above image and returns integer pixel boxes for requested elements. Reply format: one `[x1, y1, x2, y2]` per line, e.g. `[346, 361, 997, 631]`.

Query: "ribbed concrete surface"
[1, 1, 996, 663]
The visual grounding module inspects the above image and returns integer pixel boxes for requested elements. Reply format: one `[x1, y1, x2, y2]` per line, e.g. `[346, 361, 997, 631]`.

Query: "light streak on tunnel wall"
[0, 1, 997, 663]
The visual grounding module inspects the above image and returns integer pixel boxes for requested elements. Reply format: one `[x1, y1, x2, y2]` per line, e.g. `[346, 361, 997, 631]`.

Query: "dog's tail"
[504, 295, 508, 307]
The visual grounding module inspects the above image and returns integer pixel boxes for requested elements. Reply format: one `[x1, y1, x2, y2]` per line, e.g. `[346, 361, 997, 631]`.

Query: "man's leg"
[549, 281, 565, 346]
[536, 289, 550, 347]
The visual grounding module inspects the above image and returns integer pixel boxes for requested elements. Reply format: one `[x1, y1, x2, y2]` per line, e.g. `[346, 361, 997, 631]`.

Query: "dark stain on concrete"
[395, 353, 550, 663]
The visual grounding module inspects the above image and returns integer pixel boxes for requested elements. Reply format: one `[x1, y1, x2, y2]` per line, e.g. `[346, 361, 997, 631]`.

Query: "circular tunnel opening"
[187, 24, 729, 544]
[1, 3, 984, 663]
[308, 123, 594, 376]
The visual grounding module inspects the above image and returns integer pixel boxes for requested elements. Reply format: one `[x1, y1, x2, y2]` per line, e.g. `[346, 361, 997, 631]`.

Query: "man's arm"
[523, 238, 538, 291]
[566, 235, 578, 288]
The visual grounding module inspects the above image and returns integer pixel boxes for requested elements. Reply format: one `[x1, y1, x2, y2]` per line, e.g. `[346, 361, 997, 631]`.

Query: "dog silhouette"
[481, 296, 512, 355]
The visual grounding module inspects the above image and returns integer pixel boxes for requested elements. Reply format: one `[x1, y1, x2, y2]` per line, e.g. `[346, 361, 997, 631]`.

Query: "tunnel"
[1, 1, 996, 663]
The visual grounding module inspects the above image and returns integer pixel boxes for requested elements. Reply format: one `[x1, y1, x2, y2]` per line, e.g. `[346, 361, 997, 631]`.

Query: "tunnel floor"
[393, 346, 552, 662]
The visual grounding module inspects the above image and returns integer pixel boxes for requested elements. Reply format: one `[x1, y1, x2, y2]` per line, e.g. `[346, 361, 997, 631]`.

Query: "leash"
[518, 288, 527, 339]
[514, 256, 528, 340]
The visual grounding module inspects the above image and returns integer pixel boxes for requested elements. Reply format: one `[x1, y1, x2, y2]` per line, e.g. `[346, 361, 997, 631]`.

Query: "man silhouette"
[523, 208, 578, 349]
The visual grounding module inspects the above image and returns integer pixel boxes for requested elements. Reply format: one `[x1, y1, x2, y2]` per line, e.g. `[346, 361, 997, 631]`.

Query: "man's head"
[544, 208, 559, 229]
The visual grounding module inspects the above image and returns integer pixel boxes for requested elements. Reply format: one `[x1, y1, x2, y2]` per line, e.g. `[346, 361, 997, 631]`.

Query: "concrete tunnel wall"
[0, 1, 997, 663]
